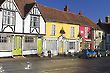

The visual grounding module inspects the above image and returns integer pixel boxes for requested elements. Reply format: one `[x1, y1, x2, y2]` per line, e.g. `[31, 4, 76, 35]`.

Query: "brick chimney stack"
[105, 16, 110, 23]
[64, 5, 69, 12]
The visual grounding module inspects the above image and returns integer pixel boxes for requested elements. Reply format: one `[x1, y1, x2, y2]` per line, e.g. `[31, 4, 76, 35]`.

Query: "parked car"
[95, 49, 110, 57]
[78, 49, 97, 58]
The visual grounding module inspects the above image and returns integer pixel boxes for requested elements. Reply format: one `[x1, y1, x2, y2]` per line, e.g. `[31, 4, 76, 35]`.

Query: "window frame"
[0, 36, 7, 43]
[25, 36, 34, 43]
[70, 27, 75, 38]
[2, 10, 16, 25]
[30, 15, 40, 28]
[85, 27, 88, 38]
[51, 24, 56, 36]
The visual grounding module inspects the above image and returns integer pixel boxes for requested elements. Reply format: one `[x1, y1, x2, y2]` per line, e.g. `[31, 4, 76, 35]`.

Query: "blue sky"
[37, 0, 110, 23]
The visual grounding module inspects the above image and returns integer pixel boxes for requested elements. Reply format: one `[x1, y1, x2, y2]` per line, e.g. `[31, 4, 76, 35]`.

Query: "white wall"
[15, 12, 23, 33]
[24, 15, 30, 33]
[40, 16, 45, 34]
[0, 11, 2, 32]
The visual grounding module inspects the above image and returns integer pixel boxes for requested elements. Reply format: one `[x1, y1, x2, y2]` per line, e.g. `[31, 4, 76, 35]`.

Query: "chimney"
[78, 11, 83, 15]
[64, 5, 69, 12]
[105, 16, 110, 23]
[98, 19, 102, 23]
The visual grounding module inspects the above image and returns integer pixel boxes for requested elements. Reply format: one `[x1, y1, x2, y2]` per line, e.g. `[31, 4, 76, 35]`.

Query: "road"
[0, 56, 110, 73]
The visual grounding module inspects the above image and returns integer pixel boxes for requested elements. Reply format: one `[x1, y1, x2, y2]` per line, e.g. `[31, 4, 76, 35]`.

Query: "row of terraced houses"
[0, 0, 106, 57]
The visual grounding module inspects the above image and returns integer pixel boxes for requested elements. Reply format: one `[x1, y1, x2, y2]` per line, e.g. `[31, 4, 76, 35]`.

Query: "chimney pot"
[78, 11, 83, 15]
[64, 5, 69, 12]
[105, 16, 110, 23]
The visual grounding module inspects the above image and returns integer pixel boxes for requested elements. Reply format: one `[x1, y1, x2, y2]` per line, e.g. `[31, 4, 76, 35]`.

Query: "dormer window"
[3, 10, 15, 25]
[2, 0, 16, 26]
[30, 15, 40, 28]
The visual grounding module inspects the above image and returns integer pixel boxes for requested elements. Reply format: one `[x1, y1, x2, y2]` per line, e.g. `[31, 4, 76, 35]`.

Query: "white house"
[0, 0, 45, 57]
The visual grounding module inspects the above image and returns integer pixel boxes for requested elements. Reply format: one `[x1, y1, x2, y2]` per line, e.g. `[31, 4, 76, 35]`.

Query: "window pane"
[51, 25, 56, 35]
[25, 36, 34, 43]
[3, 10, 15, 25]
[31, 16, 40, 27]
[71, 27, 74, 37]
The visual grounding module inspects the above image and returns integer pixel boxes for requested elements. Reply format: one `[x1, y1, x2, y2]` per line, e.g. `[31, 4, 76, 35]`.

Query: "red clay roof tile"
[38, 4, 100, 29]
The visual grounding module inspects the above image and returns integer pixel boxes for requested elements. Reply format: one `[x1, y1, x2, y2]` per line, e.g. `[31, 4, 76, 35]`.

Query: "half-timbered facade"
[0, 0, 45, 57]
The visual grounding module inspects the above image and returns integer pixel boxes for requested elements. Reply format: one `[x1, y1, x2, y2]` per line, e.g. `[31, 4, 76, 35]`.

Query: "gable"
[29, 5, 41, 15]
[1, 0, 17, 11]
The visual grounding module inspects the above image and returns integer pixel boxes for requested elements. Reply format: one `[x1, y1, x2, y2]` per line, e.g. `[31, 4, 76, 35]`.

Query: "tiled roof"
[14, 0, 35, 18]
[0, 0, 101, 30]
[38, 4, 100, 30]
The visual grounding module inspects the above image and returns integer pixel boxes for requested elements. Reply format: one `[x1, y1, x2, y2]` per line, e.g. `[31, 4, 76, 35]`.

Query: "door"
[37, 38, 42, 55]
[59, 40, 64, 54]
[12, 36, 22, 56]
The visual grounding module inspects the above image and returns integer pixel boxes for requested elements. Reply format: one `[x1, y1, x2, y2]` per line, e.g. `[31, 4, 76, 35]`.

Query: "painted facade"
[43, 22, 79, 56]
[79, 25, 92, 49]
[0, 0, 99, 57]
[93, 30, 103, 50]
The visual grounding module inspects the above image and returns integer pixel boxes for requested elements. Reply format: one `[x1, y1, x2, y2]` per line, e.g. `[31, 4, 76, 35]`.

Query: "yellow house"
[38, 4, 80, 56]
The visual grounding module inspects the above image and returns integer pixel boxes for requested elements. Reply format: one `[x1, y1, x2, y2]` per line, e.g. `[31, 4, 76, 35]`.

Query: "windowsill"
[50, 34, 56, 36]
[30, 26, 40, 28]
[3, 24, 15, 26]
[70, 36, 75, 38]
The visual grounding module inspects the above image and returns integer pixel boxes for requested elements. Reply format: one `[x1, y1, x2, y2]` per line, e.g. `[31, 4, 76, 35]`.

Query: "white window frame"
[3, 10, 16, 25]
[68, 42, 75, 50]
[85, 27, 88, 38]
[30, 15, 40, 28]
[51, 24, 56, 36]
[70, 27, 75, 38]
[98, 32, 101, 38]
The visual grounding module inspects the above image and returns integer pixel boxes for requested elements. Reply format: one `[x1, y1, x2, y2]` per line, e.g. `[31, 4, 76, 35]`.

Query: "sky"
[37, 0, 110, 23]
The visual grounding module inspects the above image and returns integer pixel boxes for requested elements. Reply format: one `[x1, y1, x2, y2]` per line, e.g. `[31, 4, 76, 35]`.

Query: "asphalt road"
[0, 56, 110, 73]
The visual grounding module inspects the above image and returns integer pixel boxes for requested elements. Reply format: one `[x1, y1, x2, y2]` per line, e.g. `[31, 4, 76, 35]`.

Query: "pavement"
[0, 55, 110, 73]
[0, 55, 76, 62]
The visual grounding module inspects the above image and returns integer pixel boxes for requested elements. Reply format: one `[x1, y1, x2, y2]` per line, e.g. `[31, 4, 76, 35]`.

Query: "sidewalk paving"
[0, 55, 77, 62]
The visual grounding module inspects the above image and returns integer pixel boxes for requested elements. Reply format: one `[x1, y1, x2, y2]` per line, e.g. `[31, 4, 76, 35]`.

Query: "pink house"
[79, 25, 93, 50]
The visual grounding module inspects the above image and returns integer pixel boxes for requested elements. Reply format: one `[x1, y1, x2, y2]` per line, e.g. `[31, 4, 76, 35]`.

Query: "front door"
[37, 38, 42, 55]
[12, 36, 22, 56]
[59, 40, 64, 54]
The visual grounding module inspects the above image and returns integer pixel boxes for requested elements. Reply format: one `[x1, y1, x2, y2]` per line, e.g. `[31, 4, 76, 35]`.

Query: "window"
[69, 42, 75, 49]
[98, 32, 101, 38]
[85, 27, 88, 38]
[106, 34, 110, 43]
[0, 36, 7, 43]
[70, 27, 74, 37]
[3, 10, 15, 25]
[51, 24, 56, 36]
[30, 16, 40, 28]
[25, 36, 34, 43]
